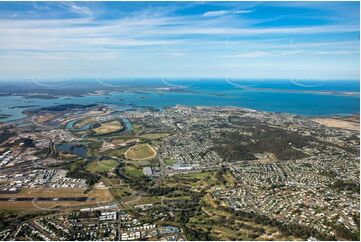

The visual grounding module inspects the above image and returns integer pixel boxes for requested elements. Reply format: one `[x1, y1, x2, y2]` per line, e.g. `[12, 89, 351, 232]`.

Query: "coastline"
[1, 103, 359, 132]
[0, 103, 359, 122]
[0, 84, 359, 123]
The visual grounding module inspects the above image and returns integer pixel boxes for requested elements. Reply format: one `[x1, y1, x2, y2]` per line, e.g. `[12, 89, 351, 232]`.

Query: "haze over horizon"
[0, 1, 359, 81]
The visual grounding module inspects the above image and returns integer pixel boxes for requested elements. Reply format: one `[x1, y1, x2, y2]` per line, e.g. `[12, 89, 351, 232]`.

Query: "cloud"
[315, 50, 360, 55]
[203, 10, 230, 17]
[59, 2, 94, 17]
[235, 10, 253, 14]
[0, 14, 358, 61]
[203, 9, 252, 17]
[0, 11, 358, 54]
[227, 50, 302, 58]
[0, 1, 358, 80]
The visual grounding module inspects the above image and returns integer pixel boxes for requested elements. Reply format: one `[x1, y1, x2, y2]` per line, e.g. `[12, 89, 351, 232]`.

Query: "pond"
[58, 143, 87, 157]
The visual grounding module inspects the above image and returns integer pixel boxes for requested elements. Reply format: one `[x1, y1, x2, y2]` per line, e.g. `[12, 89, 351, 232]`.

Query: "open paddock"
[313, 118, 360, 130]
[92, 120, 123, 135]
[86, 159, 118, 173]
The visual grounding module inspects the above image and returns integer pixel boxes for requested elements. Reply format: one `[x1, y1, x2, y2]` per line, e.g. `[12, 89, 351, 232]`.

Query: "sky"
[0, 1, 359, 81]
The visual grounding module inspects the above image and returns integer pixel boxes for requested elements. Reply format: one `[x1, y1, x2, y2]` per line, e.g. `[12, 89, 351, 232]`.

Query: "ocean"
[0, 79, 359, 122]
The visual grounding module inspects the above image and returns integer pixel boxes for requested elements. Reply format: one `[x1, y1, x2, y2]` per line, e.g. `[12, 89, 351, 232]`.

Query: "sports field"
[124, 144, 156, 160]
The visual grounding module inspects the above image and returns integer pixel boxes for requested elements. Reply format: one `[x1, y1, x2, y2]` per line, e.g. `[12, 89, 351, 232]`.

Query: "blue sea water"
[0, 80, 359, 122]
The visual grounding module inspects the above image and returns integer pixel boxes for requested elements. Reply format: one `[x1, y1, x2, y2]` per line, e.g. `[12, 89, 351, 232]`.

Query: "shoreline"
[0, 102, 359, 124]
[0, 104, 360, 125]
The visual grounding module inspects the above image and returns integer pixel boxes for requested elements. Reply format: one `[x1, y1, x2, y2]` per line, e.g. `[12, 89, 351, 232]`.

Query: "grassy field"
[140, 133, 169, 140]
[111, 136, 139, 145]
[125, 143, 156, 160]
[124, 165, 144, 178]
[125, 158, 157, 168]
[69, 159, 87, 172]
[92, 120, 123, 135]
[165, 171, 217, 190]
[101, 146, 128, 158]
[163, 158, 177, 166]
[35, 114, 56, 124]
[86, 159, 118, 173]
[173, 169, 236, 190]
